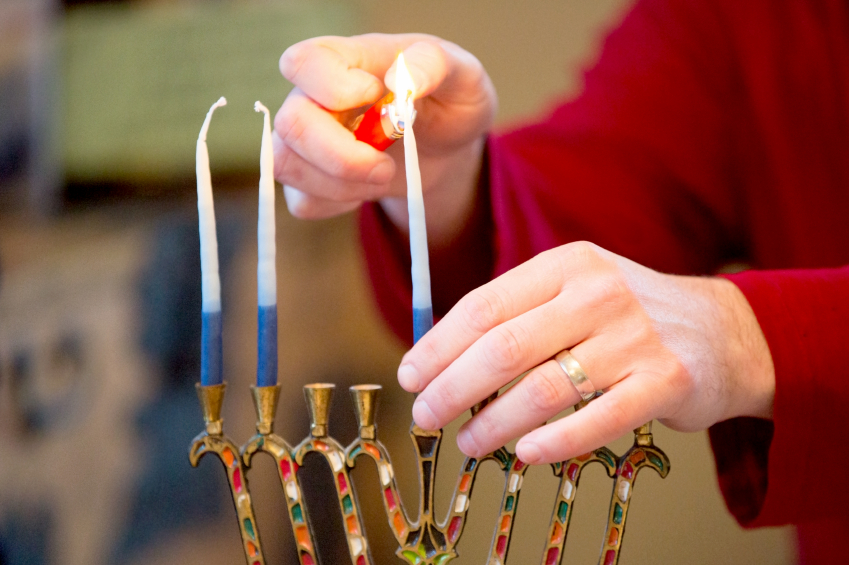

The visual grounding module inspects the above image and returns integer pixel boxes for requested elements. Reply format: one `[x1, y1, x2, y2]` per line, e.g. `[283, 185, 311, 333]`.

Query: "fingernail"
[457, 428, 478, 457]
[412, 398, 438, 430]
[517, 441, 542, 464]
[397, 363, 421, 391]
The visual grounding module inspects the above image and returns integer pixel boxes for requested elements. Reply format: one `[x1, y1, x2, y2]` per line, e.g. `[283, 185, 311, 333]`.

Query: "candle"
[394, 54, 433, 343]
[254, 101, 278, 387]
[197, 96, 227, 386]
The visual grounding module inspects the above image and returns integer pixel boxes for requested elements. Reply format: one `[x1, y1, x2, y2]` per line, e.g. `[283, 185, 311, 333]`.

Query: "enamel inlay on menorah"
[190, 55, 669, 565]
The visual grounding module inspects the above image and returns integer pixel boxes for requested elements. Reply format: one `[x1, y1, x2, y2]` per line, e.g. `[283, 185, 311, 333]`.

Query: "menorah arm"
[294, 436, 373, 565]
[346, 437, 414, 547]
[347, 428, 468, 565]
[597, 427, 671, 565]
[476, 450, 530, 565]
[439, 451, 500, 550]
[241, 433, 320, 565]
[189, 431, 267, 565]
[539, 447, 618, 565]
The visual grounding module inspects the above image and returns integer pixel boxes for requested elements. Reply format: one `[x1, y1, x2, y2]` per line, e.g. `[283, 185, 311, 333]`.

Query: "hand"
[274, 34, 497, 242]
[397, 242, 775, 464]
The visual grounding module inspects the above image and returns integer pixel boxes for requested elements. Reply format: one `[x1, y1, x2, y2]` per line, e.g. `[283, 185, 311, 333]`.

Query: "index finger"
[398, 243, 615, 394]
[274, 88, 394, 184]
[397, 248, 566, 393]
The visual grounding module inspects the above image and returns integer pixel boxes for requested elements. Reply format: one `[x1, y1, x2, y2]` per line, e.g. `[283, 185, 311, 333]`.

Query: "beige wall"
[360, 0, 632, 125]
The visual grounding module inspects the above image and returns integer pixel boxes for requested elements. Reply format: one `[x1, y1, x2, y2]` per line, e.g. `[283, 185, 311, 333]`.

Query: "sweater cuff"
[711, 266, 849, 527]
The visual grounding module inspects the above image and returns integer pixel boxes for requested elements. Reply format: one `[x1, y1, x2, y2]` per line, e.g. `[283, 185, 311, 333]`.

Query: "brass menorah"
[189, 382, 669, 565]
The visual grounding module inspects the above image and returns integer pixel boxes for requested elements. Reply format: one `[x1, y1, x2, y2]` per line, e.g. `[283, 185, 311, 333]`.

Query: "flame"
[394, 52, 415, 110]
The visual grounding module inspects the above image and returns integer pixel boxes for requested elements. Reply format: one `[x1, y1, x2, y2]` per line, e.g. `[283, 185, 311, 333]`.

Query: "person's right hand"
[274, 34, 497, 242]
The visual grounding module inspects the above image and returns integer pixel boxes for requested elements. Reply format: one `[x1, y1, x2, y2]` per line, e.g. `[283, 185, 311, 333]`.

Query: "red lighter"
[351, 91, 415, 151]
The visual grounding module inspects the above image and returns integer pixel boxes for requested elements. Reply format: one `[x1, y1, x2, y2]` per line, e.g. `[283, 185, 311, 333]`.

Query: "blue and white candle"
[197, 97, 227, 386]
[254, 101, 278, 387]
[395, 54, 433, 343]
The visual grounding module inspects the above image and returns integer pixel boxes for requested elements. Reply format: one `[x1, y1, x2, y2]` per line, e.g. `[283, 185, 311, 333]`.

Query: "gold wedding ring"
[554, 349, 596, 401]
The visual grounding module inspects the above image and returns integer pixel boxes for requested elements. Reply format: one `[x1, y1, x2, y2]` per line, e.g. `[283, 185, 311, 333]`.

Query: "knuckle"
[566, 240, 600, 265]
[326, 153, 359, 180]
[529, 249, 567, 288]
[480, 325, 526, 372]
[275, 148, 301, 184]
[325, 88, 349, 115]
[595, 397, 632, 432]
[416, 338, 445, 372]
[427, 380, 460, 418]
[592, 271, 630, 307]
[555, 241, 610, 277]
[522, 366, 569, 413]
[664, 359, 696, 399]
[467, 409, 500, 450]
[275, 105, 307, 149]
[462, 289, 505, 334]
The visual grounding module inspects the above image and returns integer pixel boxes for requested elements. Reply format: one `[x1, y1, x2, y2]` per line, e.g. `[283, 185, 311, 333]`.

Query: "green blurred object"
[62, 1, 358, 183]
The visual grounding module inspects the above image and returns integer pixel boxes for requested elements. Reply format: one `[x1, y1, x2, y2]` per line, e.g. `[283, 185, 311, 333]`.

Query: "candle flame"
[394, 53, 416, 103]
[391, 53, 417, 133]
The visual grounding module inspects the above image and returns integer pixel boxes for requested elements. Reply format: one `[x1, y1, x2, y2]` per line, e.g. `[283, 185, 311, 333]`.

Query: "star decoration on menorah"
[189, 382, 669, 565]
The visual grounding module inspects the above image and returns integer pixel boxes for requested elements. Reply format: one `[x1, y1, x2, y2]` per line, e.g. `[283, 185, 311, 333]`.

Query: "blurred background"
[0, 0, 796, 564]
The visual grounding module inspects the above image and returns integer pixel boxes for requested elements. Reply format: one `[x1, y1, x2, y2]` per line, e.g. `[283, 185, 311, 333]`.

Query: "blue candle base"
[201, 310, 223, 386]
[257, 304, 278, 387]
[413, 306, 433, 344]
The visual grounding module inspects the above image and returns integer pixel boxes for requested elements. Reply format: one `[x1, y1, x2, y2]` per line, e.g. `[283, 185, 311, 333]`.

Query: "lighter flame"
[394, 52, 416, 103]
[389, 53, 417, 133]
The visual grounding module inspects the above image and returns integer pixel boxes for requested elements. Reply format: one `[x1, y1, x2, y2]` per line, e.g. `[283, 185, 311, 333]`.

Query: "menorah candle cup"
[304, 383, 334, 438]
[349, 384, 381, 440]
[251, 385, 281, 435]
[196, 382, 226, 435]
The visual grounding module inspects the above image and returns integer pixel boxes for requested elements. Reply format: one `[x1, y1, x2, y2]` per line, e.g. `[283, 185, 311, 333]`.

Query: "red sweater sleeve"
[711, 267, 849, 527]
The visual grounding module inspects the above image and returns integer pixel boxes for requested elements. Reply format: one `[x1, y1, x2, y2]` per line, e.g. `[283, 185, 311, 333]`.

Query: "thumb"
[384, 41, 450, 100]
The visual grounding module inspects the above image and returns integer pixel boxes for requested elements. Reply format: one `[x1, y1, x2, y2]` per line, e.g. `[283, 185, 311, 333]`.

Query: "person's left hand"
[396, 241, 775, 464]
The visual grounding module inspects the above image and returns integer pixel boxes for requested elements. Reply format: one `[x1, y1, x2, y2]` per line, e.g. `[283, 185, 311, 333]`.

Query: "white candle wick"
[199, 96, 227, 142]
[255, 101, 277, 307]
[197, 96, 227, 312]
[394, 54, 432, 314]
[404, 118, 432, 311]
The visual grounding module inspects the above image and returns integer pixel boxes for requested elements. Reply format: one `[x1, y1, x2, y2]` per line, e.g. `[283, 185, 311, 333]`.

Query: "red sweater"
[360, 1, 849, 562]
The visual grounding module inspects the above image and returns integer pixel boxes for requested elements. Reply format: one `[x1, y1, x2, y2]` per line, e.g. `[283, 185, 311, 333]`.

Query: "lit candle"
[254, 101, 278, 387]
[394, 54, 433, 343]
[197, 96, 227, 386]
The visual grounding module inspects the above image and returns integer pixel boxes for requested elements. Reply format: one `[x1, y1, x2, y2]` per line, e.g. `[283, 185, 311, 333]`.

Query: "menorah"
[189, 381, 669, 565]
